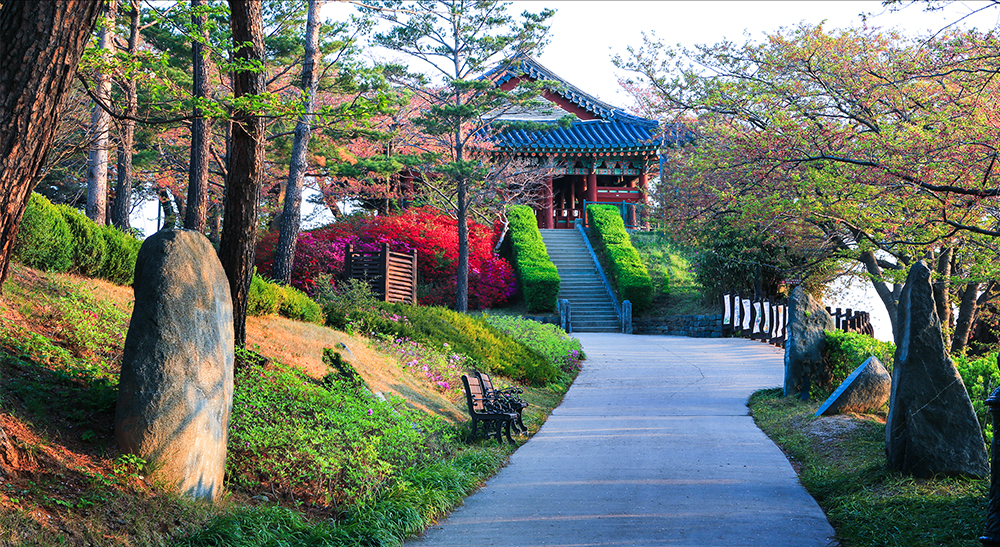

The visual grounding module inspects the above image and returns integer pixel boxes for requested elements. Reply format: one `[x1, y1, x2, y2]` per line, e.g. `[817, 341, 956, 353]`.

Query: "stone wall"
[634, 314, 724, 338]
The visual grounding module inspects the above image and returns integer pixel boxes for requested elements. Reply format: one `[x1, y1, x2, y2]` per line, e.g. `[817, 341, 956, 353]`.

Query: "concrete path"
[406, 334, 838, 547]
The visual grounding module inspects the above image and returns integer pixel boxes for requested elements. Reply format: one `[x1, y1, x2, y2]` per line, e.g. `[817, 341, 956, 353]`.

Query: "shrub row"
[507, 205, 559, 313]
[821, 330, 896, 396]
[586, 204, 652, 311]
[13, 193, 141, 285]
[247, 271, 325, 324]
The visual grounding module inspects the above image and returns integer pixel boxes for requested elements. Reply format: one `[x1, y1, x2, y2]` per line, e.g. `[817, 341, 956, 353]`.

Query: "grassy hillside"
[0, 263, 576, 546]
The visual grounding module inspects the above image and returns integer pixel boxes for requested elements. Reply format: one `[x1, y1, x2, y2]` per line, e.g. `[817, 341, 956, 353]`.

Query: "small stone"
[816, 356, 891, 416]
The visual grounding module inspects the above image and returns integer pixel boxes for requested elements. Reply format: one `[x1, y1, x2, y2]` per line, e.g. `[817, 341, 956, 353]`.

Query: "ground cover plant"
[481, 313, 584, 375]
[749, 389, 987, 547]
[629, 232, 710, 316]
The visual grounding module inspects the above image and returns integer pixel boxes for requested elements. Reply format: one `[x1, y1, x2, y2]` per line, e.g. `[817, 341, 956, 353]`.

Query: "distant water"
[826, 276, 893, 343]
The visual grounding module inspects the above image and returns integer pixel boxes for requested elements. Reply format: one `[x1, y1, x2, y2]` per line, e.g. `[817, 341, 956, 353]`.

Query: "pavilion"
[486, 56, 690, 229]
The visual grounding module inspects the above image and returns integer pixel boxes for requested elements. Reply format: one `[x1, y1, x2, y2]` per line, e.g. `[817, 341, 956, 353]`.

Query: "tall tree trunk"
[185, 0, 211, 232]
[157, 189, 178, 230]
[933, 247, 952, 332]
[220, 0, 266, 347]
[859, 249, 899, 340]
[273, 0, 322, 285]
[111, 0, 140, 230]
[0, 1, 101, 287]
[86, 0, 116, 225]
[952, 281, 980, 354]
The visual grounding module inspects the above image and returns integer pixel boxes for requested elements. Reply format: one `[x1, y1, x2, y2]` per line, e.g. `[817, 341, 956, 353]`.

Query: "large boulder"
[885, 260, 988, 478]
[783, 286, 835, 398]
[114, 230, 234, 501]
[815, 356, 891, 416]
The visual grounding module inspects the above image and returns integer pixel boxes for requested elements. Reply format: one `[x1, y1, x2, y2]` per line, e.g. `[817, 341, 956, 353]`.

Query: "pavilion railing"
[721, 293, 874, 348]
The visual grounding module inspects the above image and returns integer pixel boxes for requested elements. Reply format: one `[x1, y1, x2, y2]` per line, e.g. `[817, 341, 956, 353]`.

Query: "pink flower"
[367, 409, 374, 416]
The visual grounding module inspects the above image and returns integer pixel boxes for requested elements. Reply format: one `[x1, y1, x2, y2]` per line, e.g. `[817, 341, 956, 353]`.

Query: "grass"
[0, 263, 581, 546]
[626, 232, 712, 317]
[748, 388, 988, 547]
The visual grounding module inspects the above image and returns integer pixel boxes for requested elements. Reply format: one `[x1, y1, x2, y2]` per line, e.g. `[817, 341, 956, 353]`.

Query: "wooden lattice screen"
[343, 243, 417, 304]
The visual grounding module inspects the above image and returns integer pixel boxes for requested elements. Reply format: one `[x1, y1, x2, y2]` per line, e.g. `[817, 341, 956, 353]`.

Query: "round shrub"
[277, 284, 324, 324]
[58, 204, 107, 276]
[247, 272, 281, 316]
[100, 225, 141, 285]
[13, 193, 74, 272]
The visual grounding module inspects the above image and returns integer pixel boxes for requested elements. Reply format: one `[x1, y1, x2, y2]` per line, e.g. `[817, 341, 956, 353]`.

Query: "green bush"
[277, 283, 324, 324]
[953, 352, 999, 446]
[13, 193, 74, 273]
[822, 331, 896, 396]
[57, 204, 107, 277]
[482, 314, 584, 373]
[507, 205, 560, 313]
[247, 272, 281, 316]
[381, 303, 557, 385]
[99, 225, 141, 285]
[587, 204, 652, 310]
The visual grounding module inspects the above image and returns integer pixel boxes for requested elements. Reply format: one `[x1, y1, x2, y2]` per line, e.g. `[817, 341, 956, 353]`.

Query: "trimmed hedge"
[587, 204, 652, 311]
[507, 205, 559, 313]
[58, 204, 107, 277]
[13, 193, 74, 273]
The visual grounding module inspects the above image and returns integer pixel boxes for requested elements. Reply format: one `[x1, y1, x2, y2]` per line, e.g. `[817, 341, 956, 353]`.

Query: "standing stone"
[815, 356, 891, 416]
[115, 230, 234, 501]
[783, 286, 834, 398]
[885, 260, 988, 478]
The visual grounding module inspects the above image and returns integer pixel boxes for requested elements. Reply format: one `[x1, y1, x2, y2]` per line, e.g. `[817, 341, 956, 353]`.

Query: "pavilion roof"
[484, 56, 691, 153]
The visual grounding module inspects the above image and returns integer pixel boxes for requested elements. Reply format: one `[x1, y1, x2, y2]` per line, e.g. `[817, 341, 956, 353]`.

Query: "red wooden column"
[586, 172, 597, 203]
[543, 175, 554, 229]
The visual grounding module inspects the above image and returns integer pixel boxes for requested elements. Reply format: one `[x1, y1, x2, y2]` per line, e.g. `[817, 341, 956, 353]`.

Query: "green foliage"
[57, 204, 107, 277]
[276, 283, 324, 324]
[587, 205, 652, 310]
[314, 276, 390, 333]
[481, 314, 584, 374]
[821, 331, 896, 397]
[380, 304, 557, 385]
[507, 205, 559, 313]
[629, 232, 709, 315]
[247, 271, 282, 316]
[749, 389, 987, 547]
[953, 352, 1000, 447]
[227, 351, 456, 506]
[13, 193, 74, 273]
[176, 449, 509, 547]
[247, 272, 325, 324]
[98, 225, 141, 285]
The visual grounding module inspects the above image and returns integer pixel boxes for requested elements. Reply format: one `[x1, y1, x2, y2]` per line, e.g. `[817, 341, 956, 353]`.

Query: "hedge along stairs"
[540, 229, 620, 332]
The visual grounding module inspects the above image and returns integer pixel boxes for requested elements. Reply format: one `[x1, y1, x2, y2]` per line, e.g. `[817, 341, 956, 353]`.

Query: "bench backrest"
[477, 371, 496, 395]
[462, 375, 487, 413]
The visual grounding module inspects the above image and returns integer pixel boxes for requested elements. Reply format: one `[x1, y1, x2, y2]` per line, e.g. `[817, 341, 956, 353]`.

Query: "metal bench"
[476, 371, 529, 435]
[461, 375, 517, 443]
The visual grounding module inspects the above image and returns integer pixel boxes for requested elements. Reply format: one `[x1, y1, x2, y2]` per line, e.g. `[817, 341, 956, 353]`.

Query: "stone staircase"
[540, 229, 620, 333]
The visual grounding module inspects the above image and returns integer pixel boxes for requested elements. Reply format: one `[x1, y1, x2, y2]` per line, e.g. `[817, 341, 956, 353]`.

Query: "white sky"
[327, 0, 1000, 111]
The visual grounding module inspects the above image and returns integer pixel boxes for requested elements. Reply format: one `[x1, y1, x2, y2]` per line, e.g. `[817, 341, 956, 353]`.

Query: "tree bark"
[185, 0, 212, 232]
[952, 281, 980, 354]
[87, 0, 116, 225]
[273, 0, 322, 285]
[859, 249, 899, 340]
[0, 1, 101, 286]
[220, 0, 266, 346]
[111, 0, 140, 230]
[933, 247, 952, 333]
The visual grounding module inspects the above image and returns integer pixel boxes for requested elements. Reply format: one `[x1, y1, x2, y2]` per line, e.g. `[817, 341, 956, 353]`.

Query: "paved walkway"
[406, 334, 838, 547]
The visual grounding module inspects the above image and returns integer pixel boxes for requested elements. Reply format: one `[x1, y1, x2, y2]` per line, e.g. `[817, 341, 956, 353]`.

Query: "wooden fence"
[721, 293, 873, 348]
[344, 243, 417, 304]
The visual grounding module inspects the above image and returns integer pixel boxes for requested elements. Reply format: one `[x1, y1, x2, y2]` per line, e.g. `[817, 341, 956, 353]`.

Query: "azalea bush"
[256, 207, 516, 309]
[482, 314, 584, 373]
